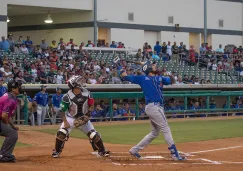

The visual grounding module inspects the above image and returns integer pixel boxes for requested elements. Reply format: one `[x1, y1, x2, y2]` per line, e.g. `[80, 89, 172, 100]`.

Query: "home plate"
[144, 156, 164, 159]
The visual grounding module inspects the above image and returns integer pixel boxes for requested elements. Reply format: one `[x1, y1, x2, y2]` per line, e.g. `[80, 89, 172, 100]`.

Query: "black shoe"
[0, 155, 16, 163]
[98, 150, 110, 157]
[52, 149, 62, 158]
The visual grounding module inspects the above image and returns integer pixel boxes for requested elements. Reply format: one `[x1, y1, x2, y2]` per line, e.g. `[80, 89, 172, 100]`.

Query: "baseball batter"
[52, 76, 110, 158]
[120, 61, 186, 161]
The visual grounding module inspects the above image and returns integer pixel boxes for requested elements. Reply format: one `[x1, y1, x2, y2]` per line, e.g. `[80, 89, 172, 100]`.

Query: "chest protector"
[63, 89, 89, 117]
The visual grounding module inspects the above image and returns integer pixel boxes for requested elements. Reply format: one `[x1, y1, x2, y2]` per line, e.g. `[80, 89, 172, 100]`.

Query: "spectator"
[188, 45, 196, 66]
[211, 60, 218, 71]
[25, 36, 33, 50]
[154, 41, 162, 55]
[0, 36, 10, 51]
[200, 79, 206, 84]
[207, 80, 211, 84]
[117, 42, 124, 48]
[20, 44, 29, 54]
[166, 41, 172, 57]
[0, 78, 7, 97]
[16, 36, 25, 45]
[47, 68, 56, 83]
[110, 41, 117, 48]
[152, 51, 160, 60]
[194, 77, 200, 84]
[176, 75, 184, 84]
[40, 39, 48, 50]
[172, 42, 179, 63]
[23, 70, 33, 83]
[15, 71, 26, 84]
[49, 61, 58, 71]
[38, 67, 48, 84]
[54, 69, 64, 84]
[111, 70, 121, 83]
[161, 42, 167, 55]
[200, 43, 206, 54]
[50, 40, 57, 49]
[7, 34, 15, 52]
[182, 74, 190, 84]
[216, 44, 224, 53]
[86, 40, 94, 47]
[88, 73, 97, 84]
[67, 39, 76, 46]
[147, 45, 153, 56]
[58, 38, 66, 46]
[2, 65, 13, 82]
[14, 44, 21, 54]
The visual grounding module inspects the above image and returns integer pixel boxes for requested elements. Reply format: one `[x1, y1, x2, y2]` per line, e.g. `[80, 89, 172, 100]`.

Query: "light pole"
[204, 0, 207, 45]
[94, 0, 97, 47]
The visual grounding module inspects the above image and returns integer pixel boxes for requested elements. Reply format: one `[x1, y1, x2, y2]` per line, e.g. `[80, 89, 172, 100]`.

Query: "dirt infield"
[1, 117, 243, 171]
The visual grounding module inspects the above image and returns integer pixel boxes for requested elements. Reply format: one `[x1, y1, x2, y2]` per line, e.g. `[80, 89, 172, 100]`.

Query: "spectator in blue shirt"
[0, 36, 10, 51]
[25, 36, 33, 50]
[152, 51, 160, 60]
[52, 87, 63, 124]
[199, 43, 207, 54]
[234, 99, 243, 115]
[154, 41, 162, 55]
[110, 41, 117, 48]
[0, 77, 7, 97]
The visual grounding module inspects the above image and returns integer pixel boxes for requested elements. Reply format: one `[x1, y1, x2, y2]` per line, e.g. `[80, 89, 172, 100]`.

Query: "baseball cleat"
[168, 144, 187, 161]
[0, 155, 16, 163]
[129, 150, 143, 160]
[98, 150, 110, 157]
[52, 149, 62, 158]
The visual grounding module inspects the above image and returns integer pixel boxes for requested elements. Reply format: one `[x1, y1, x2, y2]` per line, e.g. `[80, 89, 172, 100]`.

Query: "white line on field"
[111, 151, 169, 154]
[179, 151, 195, 157]
[200, 158, 222, 164]
[219, 161, 243, 164]
[188, 145, 243, 154]
[111, 162, 217, 166]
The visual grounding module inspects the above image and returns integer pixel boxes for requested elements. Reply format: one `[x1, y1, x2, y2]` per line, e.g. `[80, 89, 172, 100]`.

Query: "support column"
[242, 0, 243, 46]
[0, 3, 8, 37]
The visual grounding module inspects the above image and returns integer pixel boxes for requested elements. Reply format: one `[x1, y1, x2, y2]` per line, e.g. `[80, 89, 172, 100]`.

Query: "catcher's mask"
[67, 75, 86, 90]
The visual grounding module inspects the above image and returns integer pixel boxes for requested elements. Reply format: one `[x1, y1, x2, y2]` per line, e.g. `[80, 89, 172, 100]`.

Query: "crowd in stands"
[0, 33, 243, 86]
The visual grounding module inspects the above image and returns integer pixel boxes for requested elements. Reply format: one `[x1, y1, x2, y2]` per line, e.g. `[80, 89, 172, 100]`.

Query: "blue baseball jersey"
[0, 86, 7, 97]
[121, 108, 134, 116]
[123, 75, 171, 105]
[33, 92, 48, 106]
[52, 94, 63, 108]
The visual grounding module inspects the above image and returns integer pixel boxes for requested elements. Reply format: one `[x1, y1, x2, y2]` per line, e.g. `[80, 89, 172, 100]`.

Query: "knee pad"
[56, 128, 69, 141]
[89, 130, 101, 143]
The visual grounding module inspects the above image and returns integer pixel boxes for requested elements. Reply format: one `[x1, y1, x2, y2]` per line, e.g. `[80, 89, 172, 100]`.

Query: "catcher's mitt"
[73, 115, 90, 127]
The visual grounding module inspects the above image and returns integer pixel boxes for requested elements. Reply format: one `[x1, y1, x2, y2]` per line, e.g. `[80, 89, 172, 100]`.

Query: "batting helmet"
[67, 75, 86, 89]
[141, 61, 156, 75]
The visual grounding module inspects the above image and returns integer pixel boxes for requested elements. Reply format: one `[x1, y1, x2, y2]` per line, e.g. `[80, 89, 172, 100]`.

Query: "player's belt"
[148, 102, 163, 106]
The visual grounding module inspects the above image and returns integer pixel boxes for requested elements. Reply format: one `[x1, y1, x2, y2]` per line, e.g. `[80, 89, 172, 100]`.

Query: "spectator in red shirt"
[188, 45, 196, 66]
[117, 42, 124, 48]
[49, 62, 58, 71]
[233, 46, 238, 54]
[67, 39, 76, 46]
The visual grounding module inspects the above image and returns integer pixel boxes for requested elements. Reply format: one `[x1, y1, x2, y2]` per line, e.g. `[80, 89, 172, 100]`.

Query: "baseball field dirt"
[1, 116, 243, 171]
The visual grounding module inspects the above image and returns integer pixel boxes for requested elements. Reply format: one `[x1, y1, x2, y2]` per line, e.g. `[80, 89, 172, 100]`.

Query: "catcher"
[52, 75, 110, 158]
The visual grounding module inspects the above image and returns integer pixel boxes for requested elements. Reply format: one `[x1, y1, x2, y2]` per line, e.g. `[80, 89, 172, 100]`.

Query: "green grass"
[0, 137, 30, 148]
[38, 118, 243, 145]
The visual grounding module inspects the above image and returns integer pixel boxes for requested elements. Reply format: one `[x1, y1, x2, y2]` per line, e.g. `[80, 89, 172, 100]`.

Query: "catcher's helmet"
[7, 79, 23, 93]
[67, 75, 85, 89]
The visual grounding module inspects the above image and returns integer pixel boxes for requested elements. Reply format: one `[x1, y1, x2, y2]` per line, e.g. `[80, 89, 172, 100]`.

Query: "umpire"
[0, 80, 23, 162]
[33, 85, 48, 126]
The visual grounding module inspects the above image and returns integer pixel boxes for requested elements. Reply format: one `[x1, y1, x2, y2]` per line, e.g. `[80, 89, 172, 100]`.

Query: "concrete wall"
[0, 3, 8, 37]
[3, 0, 93, 10]
[160, 31, 190, 47]
[12, 28, 94, 46]
[110, 28, 144, 49]
[211, 34, 242, 49]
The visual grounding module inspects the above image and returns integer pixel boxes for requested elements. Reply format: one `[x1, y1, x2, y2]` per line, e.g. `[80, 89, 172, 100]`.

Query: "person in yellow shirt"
[50, 40, 57, 49]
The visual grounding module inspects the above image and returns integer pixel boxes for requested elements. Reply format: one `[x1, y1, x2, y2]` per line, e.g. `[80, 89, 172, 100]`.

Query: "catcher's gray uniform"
[60, 89, 94, 133]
